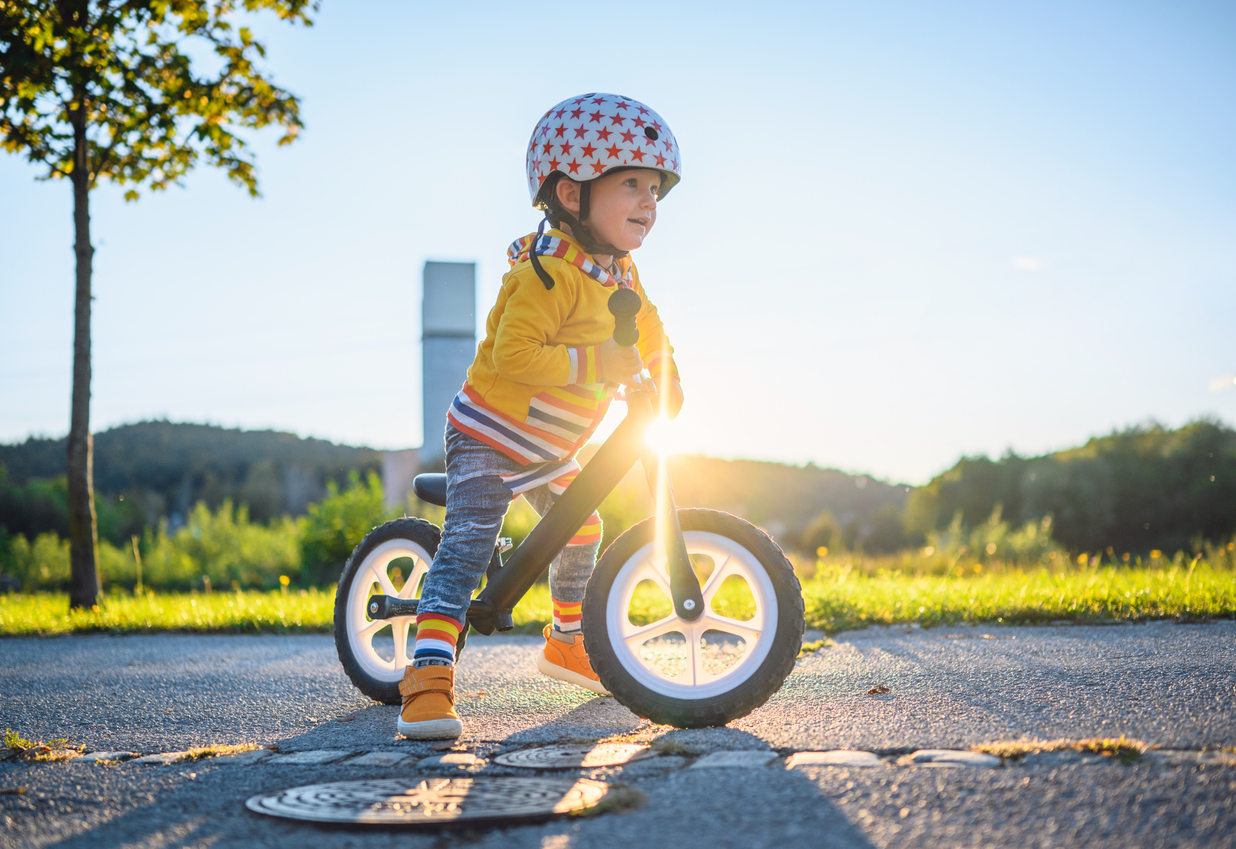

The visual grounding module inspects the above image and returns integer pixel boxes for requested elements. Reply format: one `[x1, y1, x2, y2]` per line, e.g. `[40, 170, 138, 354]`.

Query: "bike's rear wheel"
[582, 509, 804, 728]
[333, 518, 467, 705]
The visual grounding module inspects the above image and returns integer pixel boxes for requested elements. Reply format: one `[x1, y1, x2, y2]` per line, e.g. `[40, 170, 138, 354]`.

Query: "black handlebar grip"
[608, 288, 642, 347]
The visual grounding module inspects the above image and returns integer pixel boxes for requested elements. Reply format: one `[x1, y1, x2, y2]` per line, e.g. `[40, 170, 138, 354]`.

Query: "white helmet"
[526, 93, 682, 208]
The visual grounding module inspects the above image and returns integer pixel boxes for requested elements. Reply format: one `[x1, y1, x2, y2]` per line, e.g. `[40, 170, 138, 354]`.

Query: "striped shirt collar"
[507, 229, 632, 289]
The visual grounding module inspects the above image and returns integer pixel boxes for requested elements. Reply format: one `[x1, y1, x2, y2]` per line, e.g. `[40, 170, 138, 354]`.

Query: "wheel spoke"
[622, 614, 680, 650]
[393, 619, 411, 669]
[371, 563, 399, 598]
[400, 559, 428, 599]
[357, 616, 390, 642]
[700, 554, 742, 603]
[687, 628, 703, 686]
[635, 558, 673, 602]
[699, 612, 762, 643]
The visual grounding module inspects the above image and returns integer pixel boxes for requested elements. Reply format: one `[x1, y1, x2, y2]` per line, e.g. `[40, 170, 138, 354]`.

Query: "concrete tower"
[421, 261, 476, 468]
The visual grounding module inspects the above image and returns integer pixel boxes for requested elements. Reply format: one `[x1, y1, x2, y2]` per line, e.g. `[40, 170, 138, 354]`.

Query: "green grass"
[800, 561, 1236, 631]
[1, 561, 1232, 637]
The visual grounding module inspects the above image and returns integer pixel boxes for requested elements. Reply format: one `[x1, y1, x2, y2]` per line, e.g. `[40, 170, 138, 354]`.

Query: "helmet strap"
[545, 178, 629, 262]
[528, 217, 556, 290]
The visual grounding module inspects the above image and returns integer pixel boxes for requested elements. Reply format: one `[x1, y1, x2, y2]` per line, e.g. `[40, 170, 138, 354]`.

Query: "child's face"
[574, 168, 662, 253]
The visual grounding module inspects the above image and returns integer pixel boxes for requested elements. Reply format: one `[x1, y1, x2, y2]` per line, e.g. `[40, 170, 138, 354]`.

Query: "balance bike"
[334, 290, 805, 728]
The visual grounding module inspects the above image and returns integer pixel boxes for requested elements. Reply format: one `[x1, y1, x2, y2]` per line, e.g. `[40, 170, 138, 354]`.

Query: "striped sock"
[413, 613, 462, 667]
[551, 598, 582, 636]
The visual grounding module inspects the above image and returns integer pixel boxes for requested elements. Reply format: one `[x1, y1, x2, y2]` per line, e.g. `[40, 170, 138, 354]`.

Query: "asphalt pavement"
[2, 621, 1234, 848]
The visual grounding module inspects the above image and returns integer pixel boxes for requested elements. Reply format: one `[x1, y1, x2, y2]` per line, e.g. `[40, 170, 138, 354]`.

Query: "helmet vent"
[644, 127, 659, 141]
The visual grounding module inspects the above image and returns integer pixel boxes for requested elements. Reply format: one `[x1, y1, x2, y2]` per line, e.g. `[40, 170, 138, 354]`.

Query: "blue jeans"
[416, 424, 600, 624]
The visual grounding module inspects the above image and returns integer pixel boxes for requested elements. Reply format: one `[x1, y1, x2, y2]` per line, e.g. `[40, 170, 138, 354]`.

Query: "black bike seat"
[412, 473, 448, 507]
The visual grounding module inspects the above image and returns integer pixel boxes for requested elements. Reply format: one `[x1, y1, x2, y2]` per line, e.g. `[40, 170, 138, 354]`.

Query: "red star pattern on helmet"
[651, 120, 662, 133]
[538, 125, 550, 138]
[629, 147, 646, 162]
[570, 107, 584, 119]
[620, 129, 637, 143]
[655, 153, 666, 167]
[636, 105, 649, 115]
[631, 115, 647, 129]
[604, 144, 621, 159]
[572, 126, 588, 139]
[670, 159, 677, 170]
[558, 143, 572, 155]
[608, 113, 625, 126]
[553, 108, 567, 119]
[548, 158, 561, 171]
[591, 161, 607, 175]
[541, 141, 553, 154]
[591, 95, 607, 105]
[566, 159, 581, 174]
[594, 127, 613, 142]
[553, 125, 567, 138]
[572, 96, 588, 106]
[588, 110, 603, 123]
[580, 142, 597, 158]
[613, 101, 628, 112]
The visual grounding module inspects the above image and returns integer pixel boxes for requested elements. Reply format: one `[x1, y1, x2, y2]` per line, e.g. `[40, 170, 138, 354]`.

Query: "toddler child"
[398, 93, 684, 739]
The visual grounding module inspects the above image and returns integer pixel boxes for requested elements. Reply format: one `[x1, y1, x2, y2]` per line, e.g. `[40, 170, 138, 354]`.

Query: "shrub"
[300, 472, 387, 586]
[139, 500, 303, 591]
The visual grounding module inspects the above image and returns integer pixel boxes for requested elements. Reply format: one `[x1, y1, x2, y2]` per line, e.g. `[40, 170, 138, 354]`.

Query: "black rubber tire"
[333, 517, 469, 705]
[582, 509, 804, 728]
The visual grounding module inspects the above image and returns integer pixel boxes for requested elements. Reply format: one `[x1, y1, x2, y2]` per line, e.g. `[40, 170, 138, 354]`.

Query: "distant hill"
[667, 455, 909, 544]
[0, 421, 382, 541]
[0, 421, 906, 554]
[907, 419, 1236, 554]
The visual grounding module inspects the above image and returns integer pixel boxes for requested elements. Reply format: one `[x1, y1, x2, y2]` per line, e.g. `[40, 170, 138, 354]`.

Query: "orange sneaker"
[396, 664, 463, 739]
[536, 625, 610, 696]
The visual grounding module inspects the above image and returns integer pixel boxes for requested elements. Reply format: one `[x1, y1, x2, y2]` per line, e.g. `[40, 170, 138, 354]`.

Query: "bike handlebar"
[608, 288, 641, 346]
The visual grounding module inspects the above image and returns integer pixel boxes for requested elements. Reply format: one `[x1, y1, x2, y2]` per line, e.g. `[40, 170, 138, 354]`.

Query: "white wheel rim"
[344, 537, 432, 683]
[604, 531, 778, 700]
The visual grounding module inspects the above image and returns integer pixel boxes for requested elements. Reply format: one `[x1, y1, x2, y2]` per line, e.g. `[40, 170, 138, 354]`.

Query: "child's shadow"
[492, 694, 646, 746]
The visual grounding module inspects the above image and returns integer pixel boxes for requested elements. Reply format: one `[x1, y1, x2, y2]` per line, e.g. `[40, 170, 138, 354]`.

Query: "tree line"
[906, 419, 1236, 555]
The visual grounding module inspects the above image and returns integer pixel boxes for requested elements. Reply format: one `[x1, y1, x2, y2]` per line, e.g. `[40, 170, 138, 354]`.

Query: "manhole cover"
[245, 777, 606, 826]
[494, 743, 655, 769]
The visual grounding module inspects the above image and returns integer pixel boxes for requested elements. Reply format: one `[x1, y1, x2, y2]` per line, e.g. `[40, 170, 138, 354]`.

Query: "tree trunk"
[67, 94, 99, 610]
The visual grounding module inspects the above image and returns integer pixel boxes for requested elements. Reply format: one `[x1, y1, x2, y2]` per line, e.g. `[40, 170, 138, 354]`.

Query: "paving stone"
[342, 751, 416, 767]
[786, 750, 884, 769]
[615, 755, 686, 776]
[130, 752, 190, 765]
[70, 751, 136, 763]
[1140, 749, 1197, 767]
[418, 752, 482, 770]
[907, 749, 1001, 768]
[268, 750, 353, 765]
[689, 751, 779, 769]
[213, 748, 274, 765]
[1019, 751, 1108, 767]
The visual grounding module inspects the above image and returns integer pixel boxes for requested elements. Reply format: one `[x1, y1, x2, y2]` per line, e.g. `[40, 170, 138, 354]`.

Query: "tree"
[0, 0, 317, 607]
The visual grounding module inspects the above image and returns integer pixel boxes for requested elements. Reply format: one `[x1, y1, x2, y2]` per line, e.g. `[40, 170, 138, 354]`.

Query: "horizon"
[2, 1, 1233, 485]
[4, 413, 1228, 489]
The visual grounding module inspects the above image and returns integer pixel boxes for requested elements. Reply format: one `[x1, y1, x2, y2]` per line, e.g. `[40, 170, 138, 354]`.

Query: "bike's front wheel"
[582, 509, 804, 728]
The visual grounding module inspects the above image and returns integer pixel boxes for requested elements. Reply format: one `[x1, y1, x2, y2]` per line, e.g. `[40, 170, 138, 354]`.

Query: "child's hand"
[598, 338, 644, 384]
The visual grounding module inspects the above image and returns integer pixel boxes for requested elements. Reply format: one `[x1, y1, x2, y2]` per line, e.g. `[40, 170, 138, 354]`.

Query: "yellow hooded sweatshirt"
[446, 228, 679, 471]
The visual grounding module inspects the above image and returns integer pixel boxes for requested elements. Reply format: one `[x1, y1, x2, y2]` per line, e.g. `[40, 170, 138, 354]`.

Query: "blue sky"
[1, 0, 1233, 484]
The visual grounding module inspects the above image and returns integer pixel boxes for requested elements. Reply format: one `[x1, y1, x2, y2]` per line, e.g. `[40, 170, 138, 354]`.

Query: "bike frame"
[366, 383, 705, 635]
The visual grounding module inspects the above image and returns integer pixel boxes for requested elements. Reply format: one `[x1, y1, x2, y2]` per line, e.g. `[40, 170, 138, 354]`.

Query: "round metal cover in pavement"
[245, 777, 607, 826]
[494, 743, 655, 769]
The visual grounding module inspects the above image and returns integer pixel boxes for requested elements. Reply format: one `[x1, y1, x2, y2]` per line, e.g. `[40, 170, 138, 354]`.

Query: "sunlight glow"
[645, 415, 679, 459]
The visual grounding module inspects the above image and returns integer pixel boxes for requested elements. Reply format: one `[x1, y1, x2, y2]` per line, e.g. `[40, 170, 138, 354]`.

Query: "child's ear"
[555, 178, 582, 215]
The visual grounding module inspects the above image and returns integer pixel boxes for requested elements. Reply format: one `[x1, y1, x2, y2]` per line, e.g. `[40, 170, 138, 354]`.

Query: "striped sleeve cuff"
[567, 346, 600, 384]
[645, 352, 679, 382]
